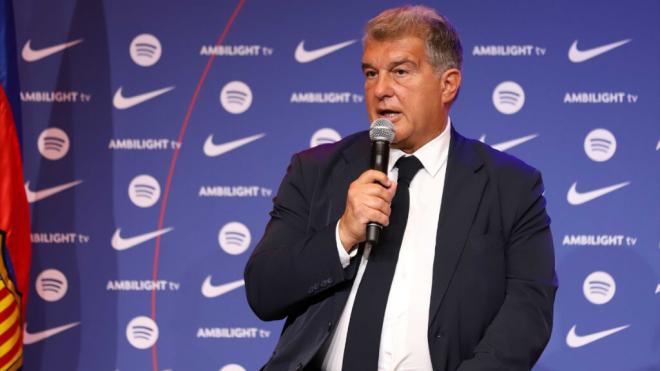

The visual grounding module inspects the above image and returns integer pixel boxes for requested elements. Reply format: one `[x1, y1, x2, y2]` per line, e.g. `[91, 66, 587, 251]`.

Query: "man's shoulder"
[294, 130, 369, 167]
[460, 133, 540, 182]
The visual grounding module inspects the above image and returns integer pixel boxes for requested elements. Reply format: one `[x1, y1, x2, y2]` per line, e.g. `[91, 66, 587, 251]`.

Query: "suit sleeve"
[458, 170, 557, 371]
[244, 154, 359, 321]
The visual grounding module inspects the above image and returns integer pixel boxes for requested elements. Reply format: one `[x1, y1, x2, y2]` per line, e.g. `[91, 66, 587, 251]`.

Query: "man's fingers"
[359, 208, 390, 227]
[362, 183, 396, 202]
[361, 197, 391, 216]
[386, 181, 397, 199]
[356, 169, 392, 187]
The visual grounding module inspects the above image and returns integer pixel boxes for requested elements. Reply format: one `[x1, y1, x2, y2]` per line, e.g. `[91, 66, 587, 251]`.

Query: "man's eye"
[365, 70, 377, 78]
[394, 68, 408, 76]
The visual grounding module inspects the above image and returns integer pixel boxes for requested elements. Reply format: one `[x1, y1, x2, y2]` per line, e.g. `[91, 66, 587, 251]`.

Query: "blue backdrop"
[13, 0, 659, 370]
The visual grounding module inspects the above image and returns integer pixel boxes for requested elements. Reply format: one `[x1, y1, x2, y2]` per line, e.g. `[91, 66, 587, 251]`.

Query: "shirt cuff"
[335, 222, 357, 268]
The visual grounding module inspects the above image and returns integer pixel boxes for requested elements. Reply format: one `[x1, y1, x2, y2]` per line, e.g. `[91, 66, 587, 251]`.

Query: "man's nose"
[374, 73, 394, 99]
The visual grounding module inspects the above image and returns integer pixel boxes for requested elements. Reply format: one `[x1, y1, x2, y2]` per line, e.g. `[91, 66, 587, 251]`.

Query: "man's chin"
[389, 140, 406, 150]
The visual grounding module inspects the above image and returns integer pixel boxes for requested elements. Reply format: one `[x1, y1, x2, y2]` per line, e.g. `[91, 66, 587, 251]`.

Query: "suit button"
[295, 362, 303, 370]
[435, 331, 445, 339]
[327, 321, 333, 331]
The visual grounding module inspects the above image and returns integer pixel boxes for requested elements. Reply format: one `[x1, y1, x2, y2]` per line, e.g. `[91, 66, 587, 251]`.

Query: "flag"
[0, 84, 29, 370]
[1, 2, 34, 367]
[1, 0, 31, 317]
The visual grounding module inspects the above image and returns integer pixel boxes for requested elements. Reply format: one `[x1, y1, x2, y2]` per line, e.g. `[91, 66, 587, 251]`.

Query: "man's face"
[362, 36, 448, 153]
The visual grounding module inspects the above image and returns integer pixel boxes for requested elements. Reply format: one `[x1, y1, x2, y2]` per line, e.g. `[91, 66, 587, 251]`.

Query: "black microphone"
[366, 118, 395, 245]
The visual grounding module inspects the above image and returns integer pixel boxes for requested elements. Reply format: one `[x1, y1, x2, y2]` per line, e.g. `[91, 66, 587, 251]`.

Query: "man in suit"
[245, 5, 556, 371]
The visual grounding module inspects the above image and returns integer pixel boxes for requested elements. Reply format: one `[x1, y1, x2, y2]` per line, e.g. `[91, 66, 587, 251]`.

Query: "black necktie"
[342, 155, 424, 370]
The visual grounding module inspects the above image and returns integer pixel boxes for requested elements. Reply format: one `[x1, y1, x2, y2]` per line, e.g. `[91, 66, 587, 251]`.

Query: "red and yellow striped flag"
[0, 85, 29, 370]
[0, 85, 31, 313]
[1, 3, 30, 368]
[0, 232, 20, 370]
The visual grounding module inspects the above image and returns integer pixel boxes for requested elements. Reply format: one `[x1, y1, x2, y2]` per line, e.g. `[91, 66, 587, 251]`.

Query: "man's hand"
[338, 170, 397, 252]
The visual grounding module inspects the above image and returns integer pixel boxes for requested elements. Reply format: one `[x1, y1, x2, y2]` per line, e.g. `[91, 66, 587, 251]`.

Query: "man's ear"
[440, 68, 461, 104]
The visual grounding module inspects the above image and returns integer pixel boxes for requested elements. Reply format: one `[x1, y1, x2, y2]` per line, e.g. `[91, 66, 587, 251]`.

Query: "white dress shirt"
[321, 119, 451, 371]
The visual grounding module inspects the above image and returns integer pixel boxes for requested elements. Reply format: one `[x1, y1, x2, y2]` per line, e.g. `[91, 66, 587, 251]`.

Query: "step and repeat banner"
[13, 0, 658, 370]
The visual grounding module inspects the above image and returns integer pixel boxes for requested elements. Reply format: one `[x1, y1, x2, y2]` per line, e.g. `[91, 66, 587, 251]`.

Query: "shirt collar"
[388, 117, 451, 177]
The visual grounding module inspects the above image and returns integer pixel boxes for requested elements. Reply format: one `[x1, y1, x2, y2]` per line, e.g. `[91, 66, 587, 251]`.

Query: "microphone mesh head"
[369, 118, 395, 143]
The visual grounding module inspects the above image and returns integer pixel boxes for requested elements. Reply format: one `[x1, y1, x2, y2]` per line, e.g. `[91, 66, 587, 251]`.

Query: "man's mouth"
[377, 109, 402, 121]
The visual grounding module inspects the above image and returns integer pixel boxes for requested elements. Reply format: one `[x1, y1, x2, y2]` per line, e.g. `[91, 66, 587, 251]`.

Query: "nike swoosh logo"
[25, 180, 83, 203]
[201, 276, 245, 298]
[295, 39, 356, 63]
[111, 227, 174, 251]
[568, 39, 631, 63]
[22, 39, 84, 62]
[567, 181, 630, 205]
[113, 86, 175, 110]
[479, 134, 538, 152]
[24, 322, 80, 345]
[203, 133, 265, 157]
[566, 324, 629, 348]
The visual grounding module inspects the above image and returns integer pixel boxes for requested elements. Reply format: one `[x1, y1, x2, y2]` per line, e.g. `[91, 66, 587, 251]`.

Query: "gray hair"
[364, 5, 463, 73]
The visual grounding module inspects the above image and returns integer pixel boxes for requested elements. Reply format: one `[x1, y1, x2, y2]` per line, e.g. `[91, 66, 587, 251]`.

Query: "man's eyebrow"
[361, 58, 417, 71]
[388, 58, 416, 69]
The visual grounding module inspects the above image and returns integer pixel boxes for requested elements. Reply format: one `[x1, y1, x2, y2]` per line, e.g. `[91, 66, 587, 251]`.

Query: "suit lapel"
[428, 129, 487, 327]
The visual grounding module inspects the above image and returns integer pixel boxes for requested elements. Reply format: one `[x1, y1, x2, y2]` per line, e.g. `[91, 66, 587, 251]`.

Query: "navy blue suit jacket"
[245, 129, 557, 371]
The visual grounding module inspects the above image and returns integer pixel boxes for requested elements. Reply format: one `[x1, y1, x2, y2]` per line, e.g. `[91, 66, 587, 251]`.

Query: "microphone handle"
[366, 140, 389, 244]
